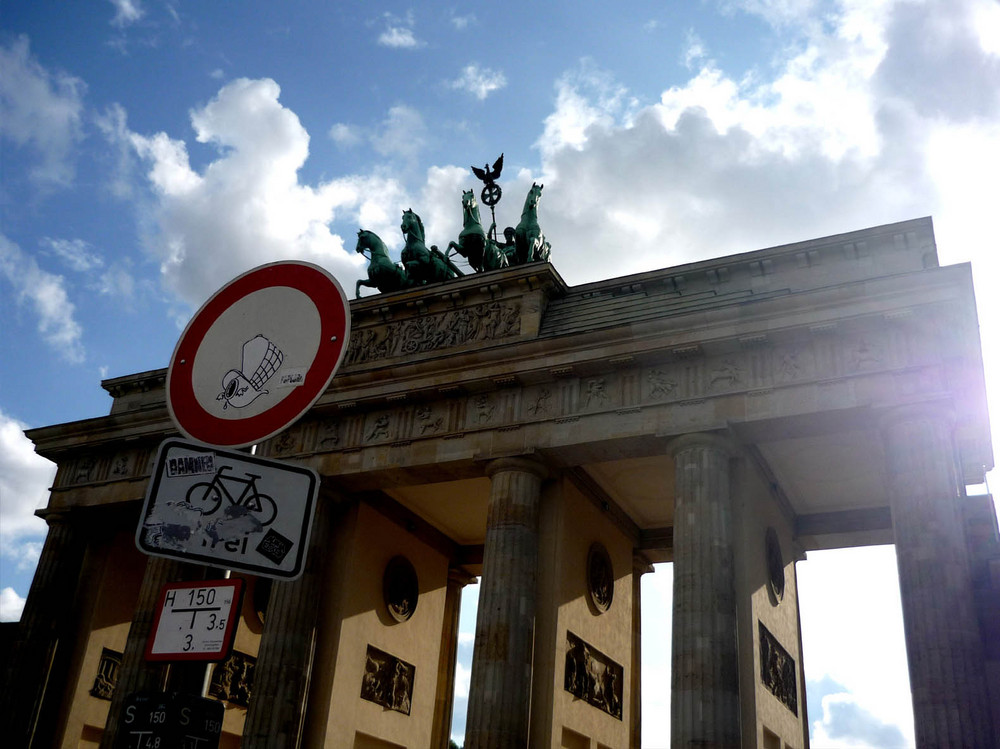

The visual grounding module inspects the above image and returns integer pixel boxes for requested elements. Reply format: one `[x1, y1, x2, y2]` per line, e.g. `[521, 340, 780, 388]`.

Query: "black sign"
[116, 691, 224, 749]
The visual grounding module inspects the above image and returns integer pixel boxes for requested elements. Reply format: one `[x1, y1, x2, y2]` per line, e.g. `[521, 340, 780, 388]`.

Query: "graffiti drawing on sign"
[217, 334, 284, 410]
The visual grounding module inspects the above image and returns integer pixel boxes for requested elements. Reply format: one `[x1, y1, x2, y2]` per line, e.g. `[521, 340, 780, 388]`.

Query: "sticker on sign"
[136, 439, 318, 579]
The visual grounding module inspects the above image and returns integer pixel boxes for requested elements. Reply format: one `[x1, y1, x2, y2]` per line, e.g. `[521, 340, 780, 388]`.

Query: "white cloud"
[95, 263, 137, 299]
[109, 0, 144, 28]
[329, 122, 363, 147]
[38, 234, 137, 303]
[370, 104, 428, 162]
[0, 234, 85, 363]
[683, 30, 708, 69]
[377, 13, 424, 49]
[42, 237, 104, 272]
[0, 410, 56, 594]
[523, 0, 997, 293]
[810, 683, 910, 748]
[0, 36, 85, 188]
[537, 61, 637, 159]
[95, 102, 138, 199]
[378, 27, 421, 49]
[449, 64, 507, 101]
[721, 0, 822, 28]
[417, 165, 470, 250]
[450, 14, 476, 31]
[453, 661, 471, 699]
[124, 78, 394, 306]
[0, 587, 27, 622]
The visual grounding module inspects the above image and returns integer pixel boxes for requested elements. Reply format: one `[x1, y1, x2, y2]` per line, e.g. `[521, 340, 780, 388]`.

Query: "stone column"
[631, 553, 653, 749]
[431, 568, 477, 748]
[4, 512, 86, 748]
[100, 555, 196, 749]
[464, 457, 547, 749]
[242, 494, 332, 749]
[668, 433, 740, 749]
[881, 405, 995, 747]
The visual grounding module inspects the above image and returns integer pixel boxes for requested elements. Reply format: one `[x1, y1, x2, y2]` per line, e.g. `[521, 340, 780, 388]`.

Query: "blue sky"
[2, 1, 999, 746]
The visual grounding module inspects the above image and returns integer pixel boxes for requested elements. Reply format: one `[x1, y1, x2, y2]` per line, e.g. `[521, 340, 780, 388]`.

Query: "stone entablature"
[26, 218, 991, 505]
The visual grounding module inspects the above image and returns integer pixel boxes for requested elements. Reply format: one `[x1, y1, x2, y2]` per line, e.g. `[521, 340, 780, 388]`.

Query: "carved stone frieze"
[361, 644, 414, 715]
[53, 447, 155, 488]
[759, 622, 797, 715]
[345, 301, 522, 366]
[265, 313, 954, 460]
[527, 387, 553, 416]
[473, 395, 497, 425]
[583, 378, 610, 409]
[415, 405, 444, 434]
[709, 359, 744, 391]
[847, 335, 883, 372]
[110, 454, 132, 478]
[89, 647, 122, 700]
[72, 456, 100, 485]
[209, 650, 256, 707]
[564, 631, 623, 720]
[318, 419, 341, 448]
[366, 414, 392, 442]
[271, 427, 303, 456]
[775, 349, 807, 383]
[647, 368, 679, 400]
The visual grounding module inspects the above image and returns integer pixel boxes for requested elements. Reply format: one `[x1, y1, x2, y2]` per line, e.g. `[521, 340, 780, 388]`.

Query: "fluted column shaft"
[100, 555, 195, 749]
[431, 568, 476, 748]
[4, 513, 86, 748]
[882, 406, 995, 747]
[242, 495, 332, 749]
[669, 433, 740, 749]
[631, 554, 653, 749]
[464, 457, 547, 749]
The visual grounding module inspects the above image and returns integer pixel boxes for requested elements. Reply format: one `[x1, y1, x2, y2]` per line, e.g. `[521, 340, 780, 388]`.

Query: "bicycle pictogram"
[185, 465, 278, 526]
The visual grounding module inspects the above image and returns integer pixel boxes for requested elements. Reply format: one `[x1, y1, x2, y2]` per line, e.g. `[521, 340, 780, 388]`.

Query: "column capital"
[878, 401, 956, 433]
[484, 455, 550, 481]
[448, 567, 478, 587]
[633, 551, 654, 575]
[666, 431, 737, 458]
[37, 509, 71, 527]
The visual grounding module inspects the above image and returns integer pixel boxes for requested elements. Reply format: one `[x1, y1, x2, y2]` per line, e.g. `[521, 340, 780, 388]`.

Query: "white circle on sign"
[190, 286, 321, 420]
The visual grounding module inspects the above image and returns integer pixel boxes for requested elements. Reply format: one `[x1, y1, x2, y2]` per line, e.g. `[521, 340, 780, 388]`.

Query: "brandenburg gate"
[4, 216, 998, 747]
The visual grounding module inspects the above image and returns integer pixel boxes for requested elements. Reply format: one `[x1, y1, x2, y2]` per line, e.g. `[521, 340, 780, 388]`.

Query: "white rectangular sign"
[137, 439, 318, 579]
[145, 579, 243, 661]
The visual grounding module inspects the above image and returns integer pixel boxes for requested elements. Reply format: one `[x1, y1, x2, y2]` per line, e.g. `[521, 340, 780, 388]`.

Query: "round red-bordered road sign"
[167, 261, 350, 448]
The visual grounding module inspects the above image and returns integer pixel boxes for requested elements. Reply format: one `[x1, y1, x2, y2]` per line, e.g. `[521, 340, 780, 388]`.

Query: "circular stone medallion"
[383, 556, 419, 622]
[765, 527, 785, 602]
[587, 542, 614, 613]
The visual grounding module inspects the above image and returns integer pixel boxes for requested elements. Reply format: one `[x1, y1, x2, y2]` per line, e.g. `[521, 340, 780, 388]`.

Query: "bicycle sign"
[186, 466, 278, 527]
[137, 439, 318, 579]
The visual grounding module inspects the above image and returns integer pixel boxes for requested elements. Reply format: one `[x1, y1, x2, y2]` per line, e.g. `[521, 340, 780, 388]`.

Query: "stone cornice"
[26, 219, 992, 504]
[28, 273, 991, 488]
